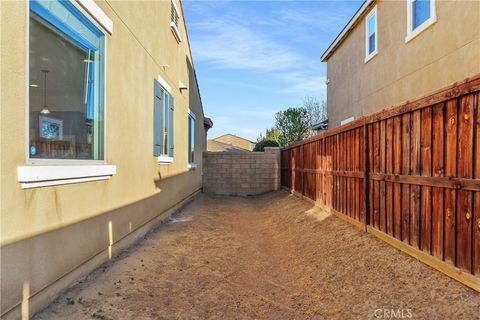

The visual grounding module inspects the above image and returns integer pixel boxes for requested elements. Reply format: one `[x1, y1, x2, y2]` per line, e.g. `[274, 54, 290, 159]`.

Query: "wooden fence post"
[364, 122, 371, 229]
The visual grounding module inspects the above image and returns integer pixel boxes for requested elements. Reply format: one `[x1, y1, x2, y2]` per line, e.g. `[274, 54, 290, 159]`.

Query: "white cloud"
[190, 20, 302, 72]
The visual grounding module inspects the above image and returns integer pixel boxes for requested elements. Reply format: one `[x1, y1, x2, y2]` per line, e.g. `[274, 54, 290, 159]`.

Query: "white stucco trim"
[75, 0, 113, 34]
[18, 165, 116, 189]
[157, 75, 172, 94]
[157, 156, 174, 164]
[405, 0, 437, 43]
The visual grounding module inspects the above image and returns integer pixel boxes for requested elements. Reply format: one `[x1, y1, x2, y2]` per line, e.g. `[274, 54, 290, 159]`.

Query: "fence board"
[401, 113, 411, 243]
[386, 118, 394, 236]
[421, 107, 432, 253]
[394, 116, 402, 240]
[432, 103, 445, 259]
[380, 120, 387, 233]
[474, 94, 480, 276]
[457, 95, 474, 272]
[444, 99, 457, 264]
[374, 122, 381, 229]
[411, 110, 421, 249]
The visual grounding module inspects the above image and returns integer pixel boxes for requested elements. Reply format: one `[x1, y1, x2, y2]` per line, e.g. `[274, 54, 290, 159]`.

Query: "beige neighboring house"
[0, 0, 211, 318]
[209, 133, 256, 152]
[321, 0, 480, 128]
[207, 139, 250, 153]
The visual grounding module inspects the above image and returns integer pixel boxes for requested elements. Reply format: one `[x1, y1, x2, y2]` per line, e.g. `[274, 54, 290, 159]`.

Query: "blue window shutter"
[168, 95, 174, 157]
[153, 80, 163, 156]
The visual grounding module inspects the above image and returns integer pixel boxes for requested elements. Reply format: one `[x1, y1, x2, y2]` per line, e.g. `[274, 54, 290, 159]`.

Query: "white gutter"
[320, 0, 373, 62]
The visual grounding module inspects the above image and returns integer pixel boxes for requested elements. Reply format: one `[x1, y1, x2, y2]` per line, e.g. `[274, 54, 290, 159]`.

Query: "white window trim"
[158, 75, 172, 94]
[340, 116, 355, 126]
[170, 23, 182, 43]
[405, 0, 436, 43]
[75, 0, 113, 34]
[18, 165, 116, 189]
[170, 0, 182, 43]
[155, 76, 174, 161]
[364, 5, 378, 63]
[23, 0, 114, 189]
[171, 0, 180, 18]
[187, 109, 196, 167]
[158, 156, 174, 164]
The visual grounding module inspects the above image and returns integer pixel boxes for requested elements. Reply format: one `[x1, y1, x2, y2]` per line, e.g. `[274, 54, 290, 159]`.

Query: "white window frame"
[170, 0, 182, 43]
[20, 0, 116, 189]
[340, 116, 355, 126]
[405, 0, 436, 43]
[364, 5, 378, 63]
[187, 109, 196, 168]
[157, 75, 175, 164]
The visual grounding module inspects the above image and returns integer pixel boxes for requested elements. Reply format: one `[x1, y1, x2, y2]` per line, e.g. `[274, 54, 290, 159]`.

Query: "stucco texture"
[1, 0, 206, 318]
[326, 0, 480, 127]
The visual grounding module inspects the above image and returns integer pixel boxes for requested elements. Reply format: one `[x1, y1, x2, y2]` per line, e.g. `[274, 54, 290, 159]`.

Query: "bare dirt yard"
[34, 191, 480, 320]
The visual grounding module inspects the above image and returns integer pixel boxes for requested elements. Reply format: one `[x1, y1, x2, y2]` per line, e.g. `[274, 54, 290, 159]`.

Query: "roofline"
[178, 0, 206, 120]
[207, 139, 251, 152]
[213, 133, 256, 144]
[320, 0, 374, 62]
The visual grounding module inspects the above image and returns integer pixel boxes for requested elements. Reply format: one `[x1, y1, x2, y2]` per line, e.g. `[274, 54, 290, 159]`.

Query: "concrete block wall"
[202, 147, 281, 196]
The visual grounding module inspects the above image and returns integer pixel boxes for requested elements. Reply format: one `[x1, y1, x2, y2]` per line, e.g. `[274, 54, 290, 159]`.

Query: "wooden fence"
[281, 75, 480, 291]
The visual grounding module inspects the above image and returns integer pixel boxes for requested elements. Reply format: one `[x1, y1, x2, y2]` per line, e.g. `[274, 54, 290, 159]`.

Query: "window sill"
[170, 22, 182, 43]
[188, 163, 198, 169]
[158, 156, 174, 164]
[405, 17, 437, 43]
[364, 50, 378, 63]
[18, 165, 117, 189]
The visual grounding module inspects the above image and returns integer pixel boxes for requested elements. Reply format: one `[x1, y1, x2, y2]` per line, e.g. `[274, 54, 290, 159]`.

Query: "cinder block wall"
[203, 147, 281, 196]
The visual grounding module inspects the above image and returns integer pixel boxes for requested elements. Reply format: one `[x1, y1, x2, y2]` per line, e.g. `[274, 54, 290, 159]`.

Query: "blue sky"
[183, 0, 363, 141]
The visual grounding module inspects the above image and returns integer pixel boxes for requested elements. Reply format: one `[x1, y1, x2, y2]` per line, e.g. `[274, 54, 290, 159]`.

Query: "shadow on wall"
[1, 171, 199, 320]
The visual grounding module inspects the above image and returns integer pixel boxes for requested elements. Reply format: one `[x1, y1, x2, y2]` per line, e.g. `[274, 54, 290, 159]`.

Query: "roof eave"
[320, 0, 374, 62]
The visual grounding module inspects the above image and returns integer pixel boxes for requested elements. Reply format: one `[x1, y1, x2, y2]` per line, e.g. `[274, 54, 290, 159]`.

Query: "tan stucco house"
[209, 134, 256, 152]
[321, 0, 480, 128]
[0, 0, 209, 318]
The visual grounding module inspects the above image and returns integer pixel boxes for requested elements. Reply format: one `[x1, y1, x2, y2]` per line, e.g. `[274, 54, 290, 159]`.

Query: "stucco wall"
[203, 148, 281, 196]
[0, 1, 206, 318]
[326, 0, 480, 128]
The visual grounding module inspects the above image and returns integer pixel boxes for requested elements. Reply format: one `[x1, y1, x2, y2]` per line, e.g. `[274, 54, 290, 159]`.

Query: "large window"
[188, 111, 196, 165]
[153, 79, 174, 161]
[29, 0, 105, 161]
[406, 0, 436, 42]
[364, 5, 377, 62]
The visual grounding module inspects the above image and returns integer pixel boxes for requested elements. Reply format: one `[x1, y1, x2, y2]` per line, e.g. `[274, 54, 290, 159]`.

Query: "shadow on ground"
[34, 191, 480, 319]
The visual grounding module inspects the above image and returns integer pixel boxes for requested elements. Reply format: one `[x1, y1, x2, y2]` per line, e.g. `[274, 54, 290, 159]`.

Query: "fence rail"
[281, 75, 480, 291]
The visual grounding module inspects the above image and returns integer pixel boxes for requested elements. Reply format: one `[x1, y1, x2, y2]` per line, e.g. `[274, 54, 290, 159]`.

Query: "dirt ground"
[34, 191, 480, 320]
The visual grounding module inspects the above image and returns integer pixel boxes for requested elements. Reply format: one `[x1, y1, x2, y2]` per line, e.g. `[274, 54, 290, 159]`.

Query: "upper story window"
[29, 0, 105, 162]
[170, 1, 182, 43]
[188, 111, 196, 165]
[406, 0, 436, 42]
[153, 78, 174, 162]
[364, 5, 377, 63]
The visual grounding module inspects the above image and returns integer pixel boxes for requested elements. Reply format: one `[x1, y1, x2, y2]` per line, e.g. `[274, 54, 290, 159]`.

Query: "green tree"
[275, 107, 310, 147]
[253, 139, 280, 152]
[265, 127, 280, 143]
